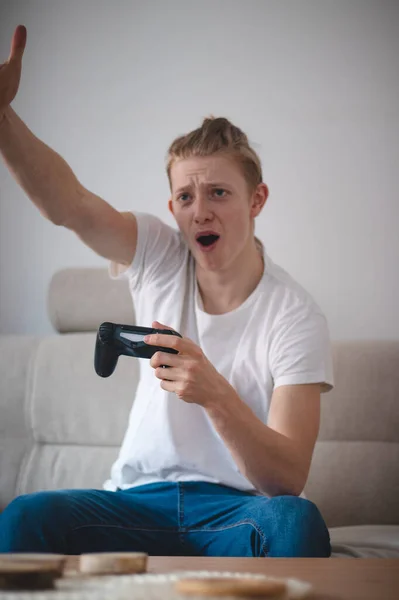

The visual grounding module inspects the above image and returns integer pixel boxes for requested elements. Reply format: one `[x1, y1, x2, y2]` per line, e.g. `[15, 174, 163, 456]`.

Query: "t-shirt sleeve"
[108, 211, 184, 290]
[269, 306, 334, 393]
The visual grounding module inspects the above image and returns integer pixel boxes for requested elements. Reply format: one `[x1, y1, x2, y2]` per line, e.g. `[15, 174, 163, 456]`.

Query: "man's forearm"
[0, 106, 84, 225]
[205, 390, 307, 497]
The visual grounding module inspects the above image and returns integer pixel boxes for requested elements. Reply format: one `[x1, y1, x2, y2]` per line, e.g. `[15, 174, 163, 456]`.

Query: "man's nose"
[193, 194, 212, 222]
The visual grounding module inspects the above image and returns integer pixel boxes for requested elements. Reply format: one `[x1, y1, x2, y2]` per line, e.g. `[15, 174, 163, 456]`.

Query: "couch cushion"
[26, 333, 139, 446]
[330, 525, 399, 558]
[305, 340, 399, 527]
[17, 445, 119, 495]
[0, 336, 37, 511]
[48, 268, 134, 333]
[305, 441, 399, 527]
[318, 341, 399, 443]
[14, 332, 140, 496]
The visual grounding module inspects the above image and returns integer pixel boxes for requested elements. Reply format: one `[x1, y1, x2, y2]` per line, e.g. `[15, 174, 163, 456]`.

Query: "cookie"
[79, 551, 148, 575]
[175, 577, 287, 597]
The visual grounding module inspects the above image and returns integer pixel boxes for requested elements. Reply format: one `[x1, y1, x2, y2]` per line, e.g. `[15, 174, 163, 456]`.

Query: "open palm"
[0, 25, 27, 115]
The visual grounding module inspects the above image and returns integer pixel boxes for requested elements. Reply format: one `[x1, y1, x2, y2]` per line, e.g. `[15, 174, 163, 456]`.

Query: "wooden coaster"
[0, 560, 63, 590]
[0, 554, 65, 566]
[175, 577, 287, 597]
[79, 552, 148, 575]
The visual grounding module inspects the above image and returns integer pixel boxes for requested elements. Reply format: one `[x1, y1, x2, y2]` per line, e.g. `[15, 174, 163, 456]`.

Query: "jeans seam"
[178, 482, 184, 528]
[178, 482, 186, 548]
[187, 520, 269, 556]
[69, 524, 177, 533]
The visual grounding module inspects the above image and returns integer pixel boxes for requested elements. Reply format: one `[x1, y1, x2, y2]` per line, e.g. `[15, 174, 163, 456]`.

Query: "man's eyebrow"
[174, 182, 232, 194]
[175, 185, 192, 195]
[207, 181, 232, 188]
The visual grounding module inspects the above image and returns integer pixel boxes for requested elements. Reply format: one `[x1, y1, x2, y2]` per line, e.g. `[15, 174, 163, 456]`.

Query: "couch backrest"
[306, 340, 399, 526]
[2, 268, 398, 528]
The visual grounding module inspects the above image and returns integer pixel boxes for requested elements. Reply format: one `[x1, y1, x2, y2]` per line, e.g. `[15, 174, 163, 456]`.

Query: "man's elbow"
[267, 482, 304, 498]
[259, 468, 308, 498]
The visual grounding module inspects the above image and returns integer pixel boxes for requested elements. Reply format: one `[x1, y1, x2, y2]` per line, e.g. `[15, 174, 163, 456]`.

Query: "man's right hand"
[0, 25, 27, 119]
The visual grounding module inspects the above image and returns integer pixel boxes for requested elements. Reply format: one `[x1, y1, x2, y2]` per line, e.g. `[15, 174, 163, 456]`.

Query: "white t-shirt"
[104, 212, 334, 494]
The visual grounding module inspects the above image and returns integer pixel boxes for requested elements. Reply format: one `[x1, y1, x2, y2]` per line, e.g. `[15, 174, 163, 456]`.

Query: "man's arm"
[0, 26, 137, 267]
[0, 106, 138, 266]
[205, 383, 321, 497]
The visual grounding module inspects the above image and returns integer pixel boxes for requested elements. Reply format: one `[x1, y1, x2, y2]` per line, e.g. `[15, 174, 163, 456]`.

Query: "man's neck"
[195, 242, 265, 315]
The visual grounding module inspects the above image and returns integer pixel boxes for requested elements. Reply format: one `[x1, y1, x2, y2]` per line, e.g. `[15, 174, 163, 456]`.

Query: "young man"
[0, 26, 333, 557]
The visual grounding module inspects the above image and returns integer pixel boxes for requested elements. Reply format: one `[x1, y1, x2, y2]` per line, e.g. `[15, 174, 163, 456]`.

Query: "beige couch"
[1, 268, 398, 558]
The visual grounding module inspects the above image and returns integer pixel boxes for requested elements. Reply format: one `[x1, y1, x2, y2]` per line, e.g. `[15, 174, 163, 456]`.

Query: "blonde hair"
[166, 116, 263, 193]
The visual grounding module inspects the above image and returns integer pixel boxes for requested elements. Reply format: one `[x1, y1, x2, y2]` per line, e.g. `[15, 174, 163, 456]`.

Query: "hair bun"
[201, 116, 248, 146]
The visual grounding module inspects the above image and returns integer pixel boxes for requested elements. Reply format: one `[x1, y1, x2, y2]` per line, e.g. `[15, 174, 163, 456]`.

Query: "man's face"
[168, 155, 265, 272]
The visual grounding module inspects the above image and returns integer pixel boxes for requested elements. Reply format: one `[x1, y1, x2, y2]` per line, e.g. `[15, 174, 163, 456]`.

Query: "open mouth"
[197, 234, 219, 246]
[195, 233, 220, 252]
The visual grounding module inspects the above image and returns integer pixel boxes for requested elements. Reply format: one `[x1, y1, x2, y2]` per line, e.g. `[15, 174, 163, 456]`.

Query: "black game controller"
[95, 322, 183, 377]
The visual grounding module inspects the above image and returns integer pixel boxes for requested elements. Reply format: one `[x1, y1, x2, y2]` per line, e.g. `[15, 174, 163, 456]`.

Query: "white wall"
[0, 0, 398, 339]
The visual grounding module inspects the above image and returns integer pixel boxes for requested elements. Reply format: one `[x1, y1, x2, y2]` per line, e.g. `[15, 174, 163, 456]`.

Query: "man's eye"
[213, 189, 226, 197]
[179, 194, 190, 202]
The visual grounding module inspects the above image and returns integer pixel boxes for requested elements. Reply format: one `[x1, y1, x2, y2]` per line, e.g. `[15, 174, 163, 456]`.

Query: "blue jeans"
[0, 482, 330, 557]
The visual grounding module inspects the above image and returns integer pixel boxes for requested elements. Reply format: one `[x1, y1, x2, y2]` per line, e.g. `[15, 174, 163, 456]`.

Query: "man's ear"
[168, 198, 174, 215]
[250, 183, 269, 218]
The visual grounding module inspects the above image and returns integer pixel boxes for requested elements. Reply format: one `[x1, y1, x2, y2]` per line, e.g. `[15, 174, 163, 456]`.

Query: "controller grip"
[95, 343, 119, 378]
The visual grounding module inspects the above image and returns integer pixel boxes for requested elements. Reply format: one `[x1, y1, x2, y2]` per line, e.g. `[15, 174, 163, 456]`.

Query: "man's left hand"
[145, 321, 233, 407]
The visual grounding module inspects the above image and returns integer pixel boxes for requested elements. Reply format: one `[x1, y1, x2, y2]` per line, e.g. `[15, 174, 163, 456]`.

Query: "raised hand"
[0, 25, 27, 118]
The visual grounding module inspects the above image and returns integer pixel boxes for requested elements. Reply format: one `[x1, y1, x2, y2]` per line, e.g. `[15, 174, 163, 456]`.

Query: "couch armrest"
[0, 335, 38, 511]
